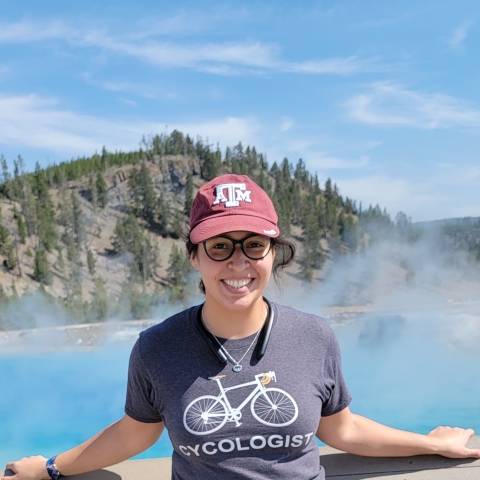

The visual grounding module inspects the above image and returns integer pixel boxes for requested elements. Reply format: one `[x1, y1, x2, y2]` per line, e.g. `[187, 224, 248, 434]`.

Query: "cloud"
[446, 20, 475, 49]
[451, 205, 480, 218]
[337, 165, 480, 222]
[0, 65, 10, 78]
[99, 81, 178, 99]
[0, 19, 372, 77]
[337, 175, 441, 221]
[280, 116, 293, 132]
[310, 154, 370, 170]
[0, 19, 70, 43]
[345, 82, 480, 129]
[0, 92, 259, 158]
[285, 56, 365, 75]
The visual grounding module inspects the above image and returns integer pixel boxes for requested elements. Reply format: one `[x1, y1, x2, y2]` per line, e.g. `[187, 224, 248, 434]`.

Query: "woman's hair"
[185, 231, 296, 294]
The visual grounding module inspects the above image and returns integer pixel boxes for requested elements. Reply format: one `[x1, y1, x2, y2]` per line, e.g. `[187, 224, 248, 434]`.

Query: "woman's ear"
[190, 252, 199, 270]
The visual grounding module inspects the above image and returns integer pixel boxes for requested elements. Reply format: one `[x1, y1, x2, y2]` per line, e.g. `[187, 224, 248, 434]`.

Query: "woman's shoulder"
[137, 305, 199, 347]
[273, 302, 335, 341]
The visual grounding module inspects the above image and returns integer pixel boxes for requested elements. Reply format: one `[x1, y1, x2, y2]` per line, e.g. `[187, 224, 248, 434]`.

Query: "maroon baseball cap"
[189, 174, 279, 243]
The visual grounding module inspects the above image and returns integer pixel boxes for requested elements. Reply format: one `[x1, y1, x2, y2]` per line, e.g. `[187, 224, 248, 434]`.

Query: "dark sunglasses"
[203, 234, 273, 261]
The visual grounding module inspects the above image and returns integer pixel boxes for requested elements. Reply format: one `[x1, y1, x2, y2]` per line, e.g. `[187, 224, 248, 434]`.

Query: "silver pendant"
[232, 364, 242, 373]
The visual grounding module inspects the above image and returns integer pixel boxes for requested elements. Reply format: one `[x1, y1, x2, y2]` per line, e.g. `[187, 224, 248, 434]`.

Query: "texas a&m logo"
[212, 183, 252, 207]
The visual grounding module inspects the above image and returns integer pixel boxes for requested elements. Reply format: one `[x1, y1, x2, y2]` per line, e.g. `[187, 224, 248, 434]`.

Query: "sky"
[0, 0, 479, 222]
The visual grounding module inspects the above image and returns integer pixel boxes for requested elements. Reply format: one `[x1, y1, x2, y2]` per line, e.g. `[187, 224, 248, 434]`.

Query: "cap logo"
[212, 183, 252, 207]
[264, 229, 277, 235]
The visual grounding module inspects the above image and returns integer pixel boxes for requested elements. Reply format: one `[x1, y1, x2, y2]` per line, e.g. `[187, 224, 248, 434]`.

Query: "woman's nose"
[227, 245, 249, 269]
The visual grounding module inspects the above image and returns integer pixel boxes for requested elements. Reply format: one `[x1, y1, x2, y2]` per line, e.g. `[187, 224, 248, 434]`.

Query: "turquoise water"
[1, 313, 479, 466]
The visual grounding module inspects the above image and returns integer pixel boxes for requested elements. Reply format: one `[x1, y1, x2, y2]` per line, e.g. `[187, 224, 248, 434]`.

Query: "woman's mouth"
[222, 278, 253, 289]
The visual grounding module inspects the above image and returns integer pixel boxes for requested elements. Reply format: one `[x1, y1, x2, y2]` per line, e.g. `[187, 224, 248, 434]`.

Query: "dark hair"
[185, 232, 296, 294]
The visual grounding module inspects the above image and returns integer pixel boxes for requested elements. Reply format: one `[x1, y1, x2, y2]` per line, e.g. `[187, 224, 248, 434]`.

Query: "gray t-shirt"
[125, 303, 351, 480]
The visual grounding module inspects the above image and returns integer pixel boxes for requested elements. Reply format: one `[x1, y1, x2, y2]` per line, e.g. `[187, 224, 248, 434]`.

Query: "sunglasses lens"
[204, 235, 272, 261]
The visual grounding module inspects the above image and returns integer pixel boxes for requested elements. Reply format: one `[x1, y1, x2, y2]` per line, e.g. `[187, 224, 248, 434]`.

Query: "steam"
[1, 222, 480, 466]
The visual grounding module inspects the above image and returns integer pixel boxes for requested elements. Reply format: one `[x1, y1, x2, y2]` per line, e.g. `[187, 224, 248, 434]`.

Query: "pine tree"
[87, 249, 96, 277]
[13, 206, 26, 244]
[101, 146, 109, 171]
[167, 244, 191, 300]
[201, 147, 222, 180]
[71, 192, 86, 247]
[96, 172, 108, 208]
[35, 165, 57, 251]
[19, 174, 37, 237]
[299, 200, 325, 282]
[57, 185, 73, 228]
[89, 175, 98, 211]
[157, 191, 171, 236]
[1, 155, 13, 200]
[110, 214, 159, 282]
[34, 249, 53, 285]
[130, 162, 158, 224]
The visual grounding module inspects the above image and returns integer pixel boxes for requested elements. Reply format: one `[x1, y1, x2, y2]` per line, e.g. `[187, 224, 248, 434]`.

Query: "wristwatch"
[46, 456, 63, 479]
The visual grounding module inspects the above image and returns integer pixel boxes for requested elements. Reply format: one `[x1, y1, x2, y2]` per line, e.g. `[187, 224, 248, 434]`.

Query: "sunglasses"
[203, 234, 273, 262]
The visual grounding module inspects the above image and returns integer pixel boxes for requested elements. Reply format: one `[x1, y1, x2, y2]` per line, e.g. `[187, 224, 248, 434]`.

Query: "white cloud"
[337, 175, 441, 221]
[0, 65, 10, 78]
[100, 81, 177, 99]
[0, 93, 259, 157]
[119, 98, 138, 107]
[345, 82, 480, 129]
[447, 21, 475, 49]
[285, 56, 370, 75]
[310, 154, 370, 170]
[280, 116, 293, 132]
[451, 205, 480, 218]
[337, 167, 480, 222]
[0, 19, 372, 77]
[0, 19, 71, 43]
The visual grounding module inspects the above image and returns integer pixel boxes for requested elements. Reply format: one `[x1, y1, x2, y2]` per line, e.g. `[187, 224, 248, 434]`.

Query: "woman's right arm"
[2, 414, 165, 480]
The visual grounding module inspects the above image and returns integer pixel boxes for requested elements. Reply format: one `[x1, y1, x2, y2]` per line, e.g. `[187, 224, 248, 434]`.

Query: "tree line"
[0, 130, 476, 328]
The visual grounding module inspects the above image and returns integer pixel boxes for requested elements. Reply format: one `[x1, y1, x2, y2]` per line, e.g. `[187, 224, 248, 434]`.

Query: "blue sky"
[0, 0, 479, 221]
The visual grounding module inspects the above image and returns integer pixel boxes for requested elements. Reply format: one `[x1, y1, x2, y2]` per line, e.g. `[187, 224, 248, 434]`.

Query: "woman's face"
[190, 231, 274, 314]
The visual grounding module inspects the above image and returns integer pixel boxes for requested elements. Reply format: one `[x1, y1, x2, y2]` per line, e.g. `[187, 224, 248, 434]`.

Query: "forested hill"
[0, 130, 403, 328]
[412, 217, 480, 261]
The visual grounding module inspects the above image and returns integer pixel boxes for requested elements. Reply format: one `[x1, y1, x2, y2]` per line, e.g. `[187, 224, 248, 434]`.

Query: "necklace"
[202, 304, 267, 373]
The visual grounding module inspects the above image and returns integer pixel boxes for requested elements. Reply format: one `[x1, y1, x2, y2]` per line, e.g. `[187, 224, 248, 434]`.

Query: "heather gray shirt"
[126, 303, 351, 480]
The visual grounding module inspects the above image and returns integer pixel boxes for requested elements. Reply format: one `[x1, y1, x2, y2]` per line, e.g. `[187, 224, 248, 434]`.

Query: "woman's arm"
[2, 414, 164, 480]
[316, 407, 480, 459]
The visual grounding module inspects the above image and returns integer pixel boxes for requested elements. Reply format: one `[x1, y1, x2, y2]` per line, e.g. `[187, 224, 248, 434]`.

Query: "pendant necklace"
[202, 305, 267, 373]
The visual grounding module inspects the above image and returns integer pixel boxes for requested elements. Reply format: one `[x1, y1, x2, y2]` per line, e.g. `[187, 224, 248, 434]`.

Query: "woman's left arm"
[316, 407, 480, 459]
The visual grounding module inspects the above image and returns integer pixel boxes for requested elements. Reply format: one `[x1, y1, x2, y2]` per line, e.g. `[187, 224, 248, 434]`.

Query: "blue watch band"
[46, 456, 63, 479]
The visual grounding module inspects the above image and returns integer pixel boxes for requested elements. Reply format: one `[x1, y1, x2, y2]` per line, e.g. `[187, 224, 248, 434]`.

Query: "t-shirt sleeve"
[125, 338, 164, 423]
[321, 328, 352, 417]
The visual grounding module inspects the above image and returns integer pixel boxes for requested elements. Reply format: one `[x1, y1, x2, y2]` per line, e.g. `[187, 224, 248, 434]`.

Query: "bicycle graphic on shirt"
[183, 371, 299, 435]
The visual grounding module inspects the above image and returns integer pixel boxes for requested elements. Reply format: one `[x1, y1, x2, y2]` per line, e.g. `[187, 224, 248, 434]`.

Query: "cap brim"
[190, 215, 279, 243]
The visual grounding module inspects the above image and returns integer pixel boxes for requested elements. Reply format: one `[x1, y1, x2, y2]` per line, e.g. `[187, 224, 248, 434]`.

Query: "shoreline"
[1, 300, 478, 351]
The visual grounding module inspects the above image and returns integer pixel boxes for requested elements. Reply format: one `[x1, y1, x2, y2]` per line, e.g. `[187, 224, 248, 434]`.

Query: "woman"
[3, 173, 480, 480]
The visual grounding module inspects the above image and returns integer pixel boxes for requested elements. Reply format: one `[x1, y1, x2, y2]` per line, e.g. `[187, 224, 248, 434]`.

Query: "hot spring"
[1, 310, 480, 467]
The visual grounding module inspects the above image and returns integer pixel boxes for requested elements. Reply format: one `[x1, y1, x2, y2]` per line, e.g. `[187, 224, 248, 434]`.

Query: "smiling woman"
[4, 174, 480, 480]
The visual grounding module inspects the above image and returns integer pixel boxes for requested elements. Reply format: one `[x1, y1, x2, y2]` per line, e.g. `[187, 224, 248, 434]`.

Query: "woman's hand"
[427, 426, 480, 459]
[1, 455, 50, 480]
[317, 407, 480, 459]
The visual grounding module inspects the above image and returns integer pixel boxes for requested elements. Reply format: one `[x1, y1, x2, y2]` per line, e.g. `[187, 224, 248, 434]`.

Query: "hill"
[1, 129, 474, 329]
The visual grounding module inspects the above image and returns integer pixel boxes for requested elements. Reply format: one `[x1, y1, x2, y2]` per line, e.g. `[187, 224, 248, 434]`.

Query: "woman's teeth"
[223, 279, 252, 289]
